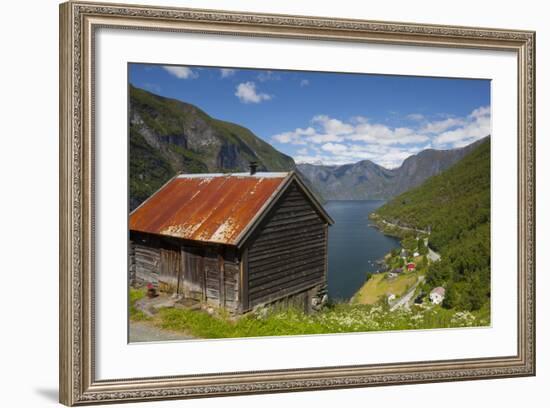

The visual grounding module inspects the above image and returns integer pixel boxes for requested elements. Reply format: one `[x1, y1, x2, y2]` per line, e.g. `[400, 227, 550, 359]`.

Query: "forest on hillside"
[374, 138, 491, 311]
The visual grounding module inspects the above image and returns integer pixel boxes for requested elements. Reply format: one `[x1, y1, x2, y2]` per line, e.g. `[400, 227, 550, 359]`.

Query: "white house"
[430, 287, 446, 304]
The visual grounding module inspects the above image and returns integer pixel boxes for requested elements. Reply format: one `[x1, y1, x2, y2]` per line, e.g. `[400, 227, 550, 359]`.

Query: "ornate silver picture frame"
[59, 1, 535, 405]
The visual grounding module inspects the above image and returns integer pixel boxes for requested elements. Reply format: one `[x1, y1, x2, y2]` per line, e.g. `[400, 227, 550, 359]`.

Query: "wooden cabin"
[129, 170, 334, 314]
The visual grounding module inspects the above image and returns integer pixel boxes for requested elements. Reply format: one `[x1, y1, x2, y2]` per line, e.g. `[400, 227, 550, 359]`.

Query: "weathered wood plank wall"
[129, 177, 329, 314]
[246, 181, 328, 309]
[181, 246, 205, 301]
[130, 233, 242, 312]
[131, 242, 160, 287]
[159, 246, 181, 293]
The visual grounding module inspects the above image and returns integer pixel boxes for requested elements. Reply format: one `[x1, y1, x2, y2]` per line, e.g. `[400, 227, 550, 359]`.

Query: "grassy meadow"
[130, 288, 490, 340]
[352, 272, 419, 305]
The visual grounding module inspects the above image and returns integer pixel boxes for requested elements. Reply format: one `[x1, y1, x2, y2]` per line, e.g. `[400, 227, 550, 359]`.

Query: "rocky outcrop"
[129, 86, 295, 210]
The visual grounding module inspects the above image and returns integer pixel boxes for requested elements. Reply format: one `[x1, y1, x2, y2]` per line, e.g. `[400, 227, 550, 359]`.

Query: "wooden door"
[159, 246, 181, 293]
[181, 246, 205, 301]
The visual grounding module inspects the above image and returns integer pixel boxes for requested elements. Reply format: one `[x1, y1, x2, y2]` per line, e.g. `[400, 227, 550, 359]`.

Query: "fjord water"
[324, 200, 400, 300]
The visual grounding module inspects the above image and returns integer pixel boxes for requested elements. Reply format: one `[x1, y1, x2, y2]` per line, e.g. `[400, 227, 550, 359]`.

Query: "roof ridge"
[176, 171, 290, 179]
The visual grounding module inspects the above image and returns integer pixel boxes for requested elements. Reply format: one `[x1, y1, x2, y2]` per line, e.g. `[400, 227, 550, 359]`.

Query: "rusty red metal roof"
[129, 172, 291, 246]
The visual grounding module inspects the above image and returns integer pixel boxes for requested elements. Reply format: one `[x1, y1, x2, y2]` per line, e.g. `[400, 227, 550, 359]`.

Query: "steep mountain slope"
[298, 161, 396, 200]
[297, 138, 487, 201]
[129, 85, 295, 209]
[373, 138, 491, 311]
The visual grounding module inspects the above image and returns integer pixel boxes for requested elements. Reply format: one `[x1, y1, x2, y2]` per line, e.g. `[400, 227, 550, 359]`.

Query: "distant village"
[352, 231, 446, 309]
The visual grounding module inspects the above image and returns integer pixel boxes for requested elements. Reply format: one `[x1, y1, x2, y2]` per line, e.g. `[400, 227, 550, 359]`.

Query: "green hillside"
[374, 138, 491, 311]
[129, 85, 295, 209]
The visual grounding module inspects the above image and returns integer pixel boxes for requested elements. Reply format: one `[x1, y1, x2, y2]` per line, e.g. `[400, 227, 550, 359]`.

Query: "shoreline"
[351, 212, 436, 307]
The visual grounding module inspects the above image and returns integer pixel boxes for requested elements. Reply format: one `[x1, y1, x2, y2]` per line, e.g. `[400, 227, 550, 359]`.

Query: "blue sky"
[129, 63, 490, 168]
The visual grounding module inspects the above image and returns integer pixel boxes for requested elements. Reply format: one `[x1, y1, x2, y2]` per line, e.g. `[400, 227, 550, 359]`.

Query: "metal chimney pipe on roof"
[249, 161, 258, 175]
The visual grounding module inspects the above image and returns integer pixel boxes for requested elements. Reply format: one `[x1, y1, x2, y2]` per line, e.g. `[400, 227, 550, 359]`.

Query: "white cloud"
[257, 71, 281, 82]
[312, 115, 354, 136]
[235, 82, 272, 104]
[308, 133, 344, 144]
[294, 144, 426, 168]
[321, 143, 348, 154]
[350, 123, 429, 145]
[350, 116, 369, 124]
[434, 106, 490, 148]
[300, 79, 310, 87]
[272, 115, 429, 147]
[220, 68, 236, 78]
[272, 127, 315, 144]
[406, 113, 425, 121]
[294, 154, 336, 165]
[420, 117, 465, 134]
[470, 105, 491, 119]
[274, 105, 490, 167]
[163, 66, 198, 79]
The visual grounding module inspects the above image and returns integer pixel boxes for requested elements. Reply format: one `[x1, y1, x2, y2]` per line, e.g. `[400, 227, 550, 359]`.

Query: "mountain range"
[297, 137, 488, 201]
[129, 85, 488, 209]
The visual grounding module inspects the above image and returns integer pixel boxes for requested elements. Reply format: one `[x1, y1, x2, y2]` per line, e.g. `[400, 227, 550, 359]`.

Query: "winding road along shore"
[389, 276, 425, 311]
[374, 216, 441, 262]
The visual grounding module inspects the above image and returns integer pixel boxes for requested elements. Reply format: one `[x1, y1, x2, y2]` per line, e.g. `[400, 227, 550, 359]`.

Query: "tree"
[417, 238, 428, 255]
[374, 139, 491, 312]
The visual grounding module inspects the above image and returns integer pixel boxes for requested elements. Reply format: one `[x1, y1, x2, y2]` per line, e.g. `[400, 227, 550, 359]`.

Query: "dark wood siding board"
[248, 233, 325, 255]
[249, 273, 324, 301]
[131, 231, 244, 311]
[250, 280, 323, 308]
[249, 248, 325, 277]
[246, 179, 328, 309]
[249, 262, 325, 286]
[159, 246, 181, 293]
[257, 213, 321, 229]
[249, 267, 325, 291]
[129, 242, 136, 284]
[267, 208, 317, 221]
[199, 253, 206, 302]
[249, 266, 324, 295]
[275, 196, 313, 205]
[249, 241, 325, 266]
[324, 225, 329, 281]
[224, 301, 239, 311]
[249, 224, 325, 246]
[253, 241, 326, 266]
[249, 250, 324, 282]
[249, 238, 325, 259]
[132, 242, 161, 287]
[249, 242, 324, 264]
[272, 203, 313, 212]
[224, 262, 240, 305]
[241, 248, 249, 312]
[255, 219, 325, 237]
[259, 227, 324, 241]
[224, 247, 238, 263]
[181, 246, 205, 300]
[204, 250, 221, 306]
[218, 253, 225, 307]
[131, 230, 239, 254]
